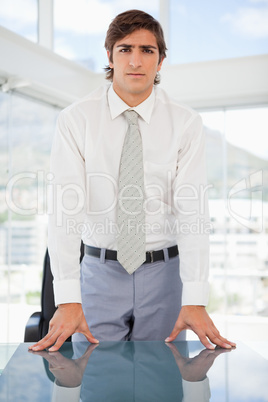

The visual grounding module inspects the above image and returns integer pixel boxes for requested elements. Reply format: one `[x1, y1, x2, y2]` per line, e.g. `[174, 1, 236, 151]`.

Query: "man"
[30, 10, 235, 352]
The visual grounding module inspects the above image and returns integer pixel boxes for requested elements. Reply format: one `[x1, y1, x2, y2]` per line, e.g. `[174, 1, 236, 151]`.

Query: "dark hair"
[104, 9, 167, 85]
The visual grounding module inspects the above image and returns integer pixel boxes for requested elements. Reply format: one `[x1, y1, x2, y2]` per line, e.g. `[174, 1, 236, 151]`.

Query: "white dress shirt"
[48, 83, 210, 307]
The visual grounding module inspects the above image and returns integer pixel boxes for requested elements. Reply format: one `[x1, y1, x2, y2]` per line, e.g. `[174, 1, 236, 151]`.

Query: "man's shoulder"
[61, 84, 109, 116]
[155, 86, 199, 118]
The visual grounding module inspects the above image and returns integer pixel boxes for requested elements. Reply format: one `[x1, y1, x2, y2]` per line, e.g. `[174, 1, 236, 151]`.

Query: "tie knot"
[124, 110, 139, 126]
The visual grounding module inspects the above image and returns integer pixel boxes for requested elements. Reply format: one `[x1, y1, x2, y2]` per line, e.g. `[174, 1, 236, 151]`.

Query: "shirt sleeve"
[48, 109, 86, 306]
[173, 113, 210, 306]
[182, 377, 211, 402]
[52, 383, 81, 402]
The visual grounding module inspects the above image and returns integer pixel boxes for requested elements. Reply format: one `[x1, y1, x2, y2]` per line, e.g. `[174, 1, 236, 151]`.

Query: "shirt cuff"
[53, 279, 82, 306]
[52, 383, 81, 402]
[182, 377, 210, 402]
[182, 282, 210, 306]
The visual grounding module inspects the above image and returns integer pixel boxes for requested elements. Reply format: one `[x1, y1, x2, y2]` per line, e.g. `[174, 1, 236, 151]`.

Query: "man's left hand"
[165, 305, 236, 350]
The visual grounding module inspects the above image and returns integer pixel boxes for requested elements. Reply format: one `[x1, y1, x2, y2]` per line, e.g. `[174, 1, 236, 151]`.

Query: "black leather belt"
[84, 245, 178, 264]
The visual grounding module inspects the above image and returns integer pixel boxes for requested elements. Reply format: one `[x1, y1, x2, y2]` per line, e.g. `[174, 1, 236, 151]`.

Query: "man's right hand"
[28, 303, 99, 352]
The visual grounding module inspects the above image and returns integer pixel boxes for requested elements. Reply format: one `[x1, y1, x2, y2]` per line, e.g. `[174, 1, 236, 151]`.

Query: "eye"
[143, 49, 154, 54]
[120, 48, 131, 53]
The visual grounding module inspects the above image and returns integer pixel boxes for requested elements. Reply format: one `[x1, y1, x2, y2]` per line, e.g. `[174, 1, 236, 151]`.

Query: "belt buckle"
[150, 251, 154, 263]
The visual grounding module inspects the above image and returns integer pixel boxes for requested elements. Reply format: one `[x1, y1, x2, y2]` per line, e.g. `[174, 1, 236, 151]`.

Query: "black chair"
[24, 243, 84, 342]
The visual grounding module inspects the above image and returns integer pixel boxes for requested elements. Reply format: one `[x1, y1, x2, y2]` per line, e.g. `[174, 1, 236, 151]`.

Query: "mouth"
[127, 73, 145, 78]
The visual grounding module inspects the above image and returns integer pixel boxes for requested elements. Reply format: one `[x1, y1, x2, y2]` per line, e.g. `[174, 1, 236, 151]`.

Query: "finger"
[48, 332, 69, 352]
[79, 320, 99, 344]
[206, 326, 236, 349]
[84, 334, 99, 344]
[165, 322, 185, 343]
[83, 329, 99, 344]
[208, 333, 233, 349]
[28, 335, 54, 351]
[30, 330, 59, 351]
[165, 330, 178, 343]
[28, 335, 50, 350]
[216, 334, 236, 348]
[197, 332, 215, 350]
[197, 319, 234, 350]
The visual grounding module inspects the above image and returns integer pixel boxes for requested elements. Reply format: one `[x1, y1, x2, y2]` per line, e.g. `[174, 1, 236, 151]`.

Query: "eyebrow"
[116, 44, 158, 50]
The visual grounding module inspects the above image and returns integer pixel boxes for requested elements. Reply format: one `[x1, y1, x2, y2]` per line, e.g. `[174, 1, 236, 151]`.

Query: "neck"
[112, 85, 153, 107]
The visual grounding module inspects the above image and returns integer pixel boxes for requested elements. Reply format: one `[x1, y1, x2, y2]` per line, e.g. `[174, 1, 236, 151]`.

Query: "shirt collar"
[108, 84, 155, 124]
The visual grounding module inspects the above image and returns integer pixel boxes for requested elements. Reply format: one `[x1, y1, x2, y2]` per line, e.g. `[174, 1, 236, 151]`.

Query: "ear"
[157, 56, 165, 72]
[107, 50, 113, 68]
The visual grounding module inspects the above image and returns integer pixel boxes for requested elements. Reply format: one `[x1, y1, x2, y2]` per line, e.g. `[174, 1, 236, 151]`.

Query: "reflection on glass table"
[0, 341, 267, 401]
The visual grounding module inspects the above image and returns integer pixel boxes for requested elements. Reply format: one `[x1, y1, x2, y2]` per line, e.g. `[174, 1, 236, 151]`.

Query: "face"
[107, 29, 164, 107]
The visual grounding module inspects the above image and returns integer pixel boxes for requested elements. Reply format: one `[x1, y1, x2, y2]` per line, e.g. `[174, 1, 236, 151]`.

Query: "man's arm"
[30, 108, 98, 351]
[48, 109, 86, 308]
[168, 113, 235, 349]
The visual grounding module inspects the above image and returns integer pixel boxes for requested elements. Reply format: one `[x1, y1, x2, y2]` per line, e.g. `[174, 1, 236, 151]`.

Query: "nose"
[129, 50, 142, 68]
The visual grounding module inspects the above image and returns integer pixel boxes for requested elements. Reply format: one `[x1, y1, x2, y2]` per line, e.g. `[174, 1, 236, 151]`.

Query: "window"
[0, 92, 60, 342]
[169, 0, 268, 64]
[202, 106, 268, 340]
[0, 0, 38, 42]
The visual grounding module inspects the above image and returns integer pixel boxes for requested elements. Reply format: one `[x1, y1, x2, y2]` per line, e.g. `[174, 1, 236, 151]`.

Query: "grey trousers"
[72, 249, 184, 342]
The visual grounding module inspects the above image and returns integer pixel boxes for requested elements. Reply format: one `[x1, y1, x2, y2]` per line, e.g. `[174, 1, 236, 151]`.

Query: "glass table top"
[0, 341, 267, 401]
